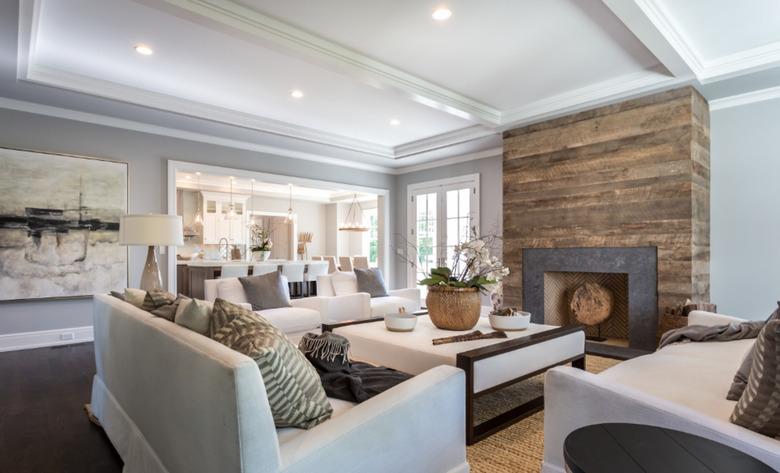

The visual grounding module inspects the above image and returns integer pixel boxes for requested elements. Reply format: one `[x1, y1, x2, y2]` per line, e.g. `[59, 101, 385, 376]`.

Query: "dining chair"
[339, 256, 353, 272]
[282, 263, 306, 298]
[353, 256, 369, 270]
[251, 263, 279, 276]
[220, 265, 249, 279]
[305, 261, 330, 296]
[324, 256, 338, 274]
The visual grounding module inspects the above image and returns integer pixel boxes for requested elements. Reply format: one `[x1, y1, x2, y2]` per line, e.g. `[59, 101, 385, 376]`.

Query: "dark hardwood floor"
[0, 343, 122, 473]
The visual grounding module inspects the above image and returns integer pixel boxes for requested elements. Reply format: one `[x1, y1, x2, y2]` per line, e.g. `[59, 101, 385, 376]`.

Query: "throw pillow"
[239, 272, 292, 311]
[354, 267, 389, 298]
[142, 290, 176, 311]
[209, 299, 332, 429]
[727, 302, 780, 400]
[730, 320, 780, 436]
[109, 291, 126, 302]
[216, 278, 249, 304]
[174, 297, 213, 334]
[150, 294, 186, 321]
[330, 271, 358, 296]
[123, 288, 147, 308]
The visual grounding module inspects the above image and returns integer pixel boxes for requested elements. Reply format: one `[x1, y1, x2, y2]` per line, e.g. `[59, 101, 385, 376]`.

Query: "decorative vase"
[252, 250, 271, 262]
[426, 286, 481, 331]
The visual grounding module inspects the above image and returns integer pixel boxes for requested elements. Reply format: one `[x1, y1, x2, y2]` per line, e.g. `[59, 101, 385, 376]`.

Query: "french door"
[407, 175, 480, 293]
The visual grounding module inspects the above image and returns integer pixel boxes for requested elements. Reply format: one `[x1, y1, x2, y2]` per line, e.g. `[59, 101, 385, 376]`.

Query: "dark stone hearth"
[522, 247, 658, 351]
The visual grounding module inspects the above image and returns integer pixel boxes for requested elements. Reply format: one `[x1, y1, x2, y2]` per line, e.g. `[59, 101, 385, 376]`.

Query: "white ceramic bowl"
[385, 313, 417, 332]
[489, 311, 531, 331]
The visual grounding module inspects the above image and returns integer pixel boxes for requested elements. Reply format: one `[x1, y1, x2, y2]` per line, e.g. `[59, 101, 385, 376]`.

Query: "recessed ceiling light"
[389, 119, 401, 126]
[134, 44, 153, 56]
[432, 7, 452, 21]
[290, 89, 304, 99]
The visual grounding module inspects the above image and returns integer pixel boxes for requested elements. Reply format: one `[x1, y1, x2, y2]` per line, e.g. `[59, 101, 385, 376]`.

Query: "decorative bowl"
[489, 310, 531, 331]
[385, 313, 417, 332]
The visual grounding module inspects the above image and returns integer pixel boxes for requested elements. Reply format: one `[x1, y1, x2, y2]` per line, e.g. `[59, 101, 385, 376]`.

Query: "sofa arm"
[388, 287, 421, 304]
[688, 310, 747, 327]
[542, 366, 780, 473]
[279, 366, 467, 473]
[292, 294, 371, 323]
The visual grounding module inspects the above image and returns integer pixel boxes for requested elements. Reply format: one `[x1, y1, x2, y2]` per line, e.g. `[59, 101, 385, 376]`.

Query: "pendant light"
[339, 194, 369, 232]
[194, 172, 203, 225]
[285, 183, 294, 224]
[225, 176, 237, 219]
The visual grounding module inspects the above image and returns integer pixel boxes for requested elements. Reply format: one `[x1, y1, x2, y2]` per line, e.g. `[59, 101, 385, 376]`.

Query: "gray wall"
[392, 156, 503, 288]
[0, 108, 393, 335]
[710, 98, 780, 319]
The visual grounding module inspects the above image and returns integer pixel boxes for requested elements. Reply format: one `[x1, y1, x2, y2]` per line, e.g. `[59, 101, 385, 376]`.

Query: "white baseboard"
[0, 326, 94, 352]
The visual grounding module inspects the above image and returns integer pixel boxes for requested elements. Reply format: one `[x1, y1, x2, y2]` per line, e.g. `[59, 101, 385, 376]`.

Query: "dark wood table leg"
[572, 355, 586, 370]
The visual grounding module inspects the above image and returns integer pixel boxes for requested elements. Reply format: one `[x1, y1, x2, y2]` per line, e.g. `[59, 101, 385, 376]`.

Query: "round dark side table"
[563, 423, 775, 473]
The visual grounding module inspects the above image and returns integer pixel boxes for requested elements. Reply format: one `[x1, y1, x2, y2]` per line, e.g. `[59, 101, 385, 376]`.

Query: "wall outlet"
[59, 332, 75, 341]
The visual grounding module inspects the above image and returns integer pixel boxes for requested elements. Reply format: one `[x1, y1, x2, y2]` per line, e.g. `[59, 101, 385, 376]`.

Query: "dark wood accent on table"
[0, 343, 122, 473]
[502, 87, 710, 319]
[564, 423, 774, 473]
[457, 325, 585, 445]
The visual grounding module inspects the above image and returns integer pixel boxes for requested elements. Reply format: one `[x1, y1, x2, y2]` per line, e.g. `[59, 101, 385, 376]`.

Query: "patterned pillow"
[730, 320, 780, 436]
[209, 299, 332, 429]
[142, 290, 176, 311]
[150, 294, 188, 321]
[727, 302, 780, 400]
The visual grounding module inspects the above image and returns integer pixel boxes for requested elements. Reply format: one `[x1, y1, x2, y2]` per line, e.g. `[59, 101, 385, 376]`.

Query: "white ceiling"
[13, 0, 780, 171]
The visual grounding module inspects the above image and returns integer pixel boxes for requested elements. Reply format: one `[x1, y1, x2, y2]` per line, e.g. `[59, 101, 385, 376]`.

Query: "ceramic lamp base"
[139, 245, 162, 292]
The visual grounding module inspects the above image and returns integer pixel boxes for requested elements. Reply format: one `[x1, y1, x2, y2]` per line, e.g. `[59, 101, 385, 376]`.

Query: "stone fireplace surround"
[522, 247, 657, 351]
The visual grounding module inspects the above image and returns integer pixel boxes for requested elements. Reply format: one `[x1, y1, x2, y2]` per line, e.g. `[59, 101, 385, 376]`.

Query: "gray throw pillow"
[239, 272, 291, 311]
[354, 267, 389, 298]
[150, 294, 186, 321]
[727, 302, 780, 400]
[730, 320, 780, 436]
[209, 299, 332, 429]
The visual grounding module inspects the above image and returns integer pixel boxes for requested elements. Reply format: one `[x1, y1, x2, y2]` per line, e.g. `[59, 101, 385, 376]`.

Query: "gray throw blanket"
[299, 332, 412, 403]
[658, 321, 764, 349]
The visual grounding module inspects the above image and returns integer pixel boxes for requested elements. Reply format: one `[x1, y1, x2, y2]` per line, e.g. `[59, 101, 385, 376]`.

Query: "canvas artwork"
[0, 148, 128, 301]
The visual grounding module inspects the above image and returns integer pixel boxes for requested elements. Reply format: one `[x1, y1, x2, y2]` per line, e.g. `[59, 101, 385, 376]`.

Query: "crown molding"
[499, 68, 689, 130]
[0, 96, 396, 173]
[391, 147, 503, 175]
[709, 84, 780, 111]
[145, 0, 502, 125]
[699, 41, 780, 83]
[393, 125, 498, 159]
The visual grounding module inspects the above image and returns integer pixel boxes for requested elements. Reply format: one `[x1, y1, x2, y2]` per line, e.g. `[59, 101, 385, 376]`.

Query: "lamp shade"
[120, 214, 184, 246]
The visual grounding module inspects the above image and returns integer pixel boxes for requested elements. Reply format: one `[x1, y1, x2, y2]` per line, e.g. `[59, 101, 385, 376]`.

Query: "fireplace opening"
[543, 271, 629, 347]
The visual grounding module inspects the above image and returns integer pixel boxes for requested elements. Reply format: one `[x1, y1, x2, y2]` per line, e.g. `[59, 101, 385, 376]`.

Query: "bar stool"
[324, 256, 338, 273]
[251, 263, 279, 276]
[305, 261, 330, 296]
[353, 256, 369, 270]
[220, 265, 249, 278]
[312, 256, 323, 261]
[339, 256, 353, 272]
[282, 263, 305, 298]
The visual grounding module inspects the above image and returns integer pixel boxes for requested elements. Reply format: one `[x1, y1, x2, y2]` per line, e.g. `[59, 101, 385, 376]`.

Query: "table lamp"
[120, 214, 183, 291]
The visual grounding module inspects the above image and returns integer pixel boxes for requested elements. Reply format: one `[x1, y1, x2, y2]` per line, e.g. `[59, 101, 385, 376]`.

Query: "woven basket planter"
[426, 286, 481, 331]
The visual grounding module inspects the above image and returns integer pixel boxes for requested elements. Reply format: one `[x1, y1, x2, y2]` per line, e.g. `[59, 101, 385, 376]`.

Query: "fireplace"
[522, 247, 657, 352]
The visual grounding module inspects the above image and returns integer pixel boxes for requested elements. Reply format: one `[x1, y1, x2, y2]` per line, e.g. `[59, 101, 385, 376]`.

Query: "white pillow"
[123, 288, 147, 308]
[174, 298, 213, 334]
[216, 278, 249, 303]
[331, 271, 358, 296]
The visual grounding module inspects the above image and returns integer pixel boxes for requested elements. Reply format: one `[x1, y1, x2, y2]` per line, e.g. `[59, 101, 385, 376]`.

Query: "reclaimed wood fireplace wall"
[502, 86, 710, 321]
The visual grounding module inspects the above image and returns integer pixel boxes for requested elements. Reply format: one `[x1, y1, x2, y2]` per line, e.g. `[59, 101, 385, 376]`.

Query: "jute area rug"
[466, 355, 620, 473]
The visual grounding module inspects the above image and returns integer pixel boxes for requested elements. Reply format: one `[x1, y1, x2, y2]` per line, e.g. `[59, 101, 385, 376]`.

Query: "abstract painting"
[0, 147, 127, 301]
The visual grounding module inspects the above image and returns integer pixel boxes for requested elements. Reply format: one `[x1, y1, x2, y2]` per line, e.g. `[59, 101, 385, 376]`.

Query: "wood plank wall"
[502, 87, 710, 315]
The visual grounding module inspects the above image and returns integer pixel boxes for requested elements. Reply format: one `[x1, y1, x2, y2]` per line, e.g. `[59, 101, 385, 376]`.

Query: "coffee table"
[323, 315, 585, 444]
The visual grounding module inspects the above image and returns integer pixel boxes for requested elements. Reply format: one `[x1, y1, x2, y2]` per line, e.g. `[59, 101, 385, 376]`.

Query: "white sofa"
[90, 294, 469, 473]
[542, 310, 780, 473]
[203, 276, 366, 343]
[317, 271, 421, 319]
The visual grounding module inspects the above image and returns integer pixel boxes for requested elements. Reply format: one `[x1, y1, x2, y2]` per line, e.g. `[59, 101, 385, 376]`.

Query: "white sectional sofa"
[317, 271, 421, 318]
[90, 294, 469, 473]
[203, 276, 365, 343]
[542, 310, 780, 473]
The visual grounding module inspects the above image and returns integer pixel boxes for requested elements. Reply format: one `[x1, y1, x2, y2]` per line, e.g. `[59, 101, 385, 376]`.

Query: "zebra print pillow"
[730, 320, 780, 436]
[210, 298, 332, 429]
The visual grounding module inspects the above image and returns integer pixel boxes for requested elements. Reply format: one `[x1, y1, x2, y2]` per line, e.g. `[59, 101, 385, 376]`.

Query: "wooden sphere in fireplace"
[570, 282, 613, 326]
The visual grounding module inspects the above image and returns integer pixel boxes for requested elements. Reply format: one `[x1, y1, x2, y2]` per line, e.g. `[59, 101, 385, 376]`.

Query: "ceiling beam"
[600, 0, 698, 79]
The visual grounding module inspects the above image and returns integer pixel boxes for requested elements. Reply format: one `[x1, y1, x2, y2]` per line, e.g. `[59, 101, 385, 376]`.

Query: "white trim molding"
[709, 85, 780, 111]
[0, 326, 94, 353]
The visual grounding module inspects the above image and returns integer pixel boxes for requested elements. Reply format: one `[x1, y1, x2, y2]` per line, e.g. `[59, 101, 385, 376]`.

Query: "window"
[362, 207, 379, 266]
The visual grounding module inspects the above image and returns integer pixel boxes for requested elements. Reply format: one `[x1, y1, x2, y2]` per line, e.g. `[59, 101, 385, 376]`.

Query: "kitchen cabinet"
[200, 191, 250, 244]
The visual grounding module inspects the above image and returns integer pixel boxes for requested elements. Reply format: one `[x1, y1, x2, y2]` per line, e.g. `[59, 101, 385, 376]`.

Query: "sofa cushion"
[174, 297, 212, 334]
[728, 303, 780, 400]
[276, 398, 354, 445]
[150, 294, 187, 321]
[370, 296, 420, 317]
[731, 320, 780, 436]
[216, 278, 249, 304]
[354, 268, 389, 298]
[239, 272, 291, 311]
[331, 271, 358, 296]
[123, 288, 147, 308]
[209, 299, 332, 429]
[256, 307, 321, 334]
[142, 290, 176, 311]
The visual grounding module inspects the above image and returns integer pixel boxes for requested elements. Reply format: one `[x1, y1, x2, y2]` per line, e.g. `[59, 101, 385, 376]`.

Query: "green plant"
[248, 224, 273, 252]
